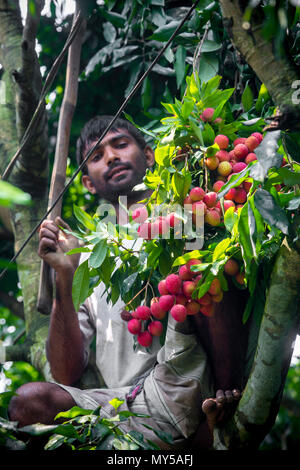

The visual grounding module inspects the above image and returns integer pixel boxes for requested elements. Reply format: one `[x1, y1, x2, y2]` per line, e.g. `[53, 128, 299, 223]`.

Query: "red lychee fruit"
[224, 259, 239, 276]
[158, 295, 175, 311]
[183, 195, 193, 206]
[213, 180, 225, 192]
[179, 265, 194, 281]
[152, 217, 169, 237]
[224, 200, 236, 212]
[186, 259, 202, 274]
[170, 304, 187, 322]
[208, 278, 222, 296]
[245, 153, 257, 165]
[200, 303, 215, 317]
[182, 280, 196, 298]
[203, 191, 218, 208]
[127, 318, 142, 335]
[204, 209, 221, 226]
[214, 134, 229, 150]
[224, 188, 237, 201]
[150, 297, 167, 320]
[233, 137, 246, 146]
[251, 132, 263, 143]
[158, 279, 169, 295]
[217, 161, 232, 177]
[243, 180, 252, 192]
[232, 162, 247, 173]
[192, 201, 207, 216]
[137, 331, 153, 347]
[234, 188, 247, 204]
[197, 292, 212, 305]
[175, 294, 188, 305]
[137, 222, 152, 239]
[201, 107, 215, 122]
[165, 274, 182, 295]
[245, 135, 260, 152]
[131, 205, 148, 223]
[205, 155, 219, 171]
[135, 305, 151, 320]
[215, 150, 230, 162]
[166, 212, 181, 228]
[234, 144, 249, 161]
[148, 321, 163, 337]
[186, 300, 201, 315]
[190, 186, 205, 202]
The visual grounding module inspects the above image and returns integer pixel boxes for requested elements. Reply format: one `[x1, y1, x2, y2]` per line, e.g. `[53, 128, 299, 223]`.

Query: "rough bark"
[0, 0, 50, 378]
[213, 239, 300, 449]
[219, 0, 300, 128]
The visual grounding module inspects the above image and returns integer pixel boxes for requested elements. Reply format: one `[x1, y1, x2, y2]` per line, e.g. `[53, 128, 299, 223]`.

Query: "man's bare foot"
[202, 389, 241, 435]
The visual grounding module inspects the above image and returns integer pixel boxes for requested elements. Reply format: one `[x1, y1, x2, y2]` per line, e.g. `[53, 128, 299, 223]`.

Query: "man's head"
[76, 115, 154, 203]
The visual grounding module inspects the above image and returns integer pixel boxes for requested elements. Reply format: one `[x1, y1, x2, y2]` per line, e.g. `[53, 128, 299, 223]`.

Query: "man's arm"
[38, 217, 86, 385]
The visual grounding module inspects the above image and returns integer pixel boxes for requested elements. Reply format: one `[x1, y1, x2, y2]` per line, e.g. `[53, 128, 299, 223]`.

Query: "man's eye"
[92, 154, 102, 161]
[117, 142, 128, 148]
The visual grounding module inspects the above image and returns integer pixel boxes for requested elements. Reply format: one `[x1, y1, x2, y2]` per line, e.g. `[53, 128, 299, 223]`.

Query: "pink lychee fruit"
[204, 209, 221, 226]
[135, 305, 151, 320]
[251, 132, 263, 143]
[201, 107, 215, 122]
[158, 279, 169, 295]
[150, 297, 167, 320]
[205, 156, 219, 171]
[233, 137, 246, 146]
[179, 265, 194, 281]
[224, 259, 239, 276]
[186, 259, 202, 274]
[186, 300, 201, 315]
[170, 304, 187, 322]
[127, 319, 142, 335]
[234, 144, 249, 161]
[137, 222, 152, 239]
[166, 212, 181, 228]
[131, 205, 148, 223]
[208, 278, 222, 296]
[200, 303, 215, 317]
[224, 188, 237, 201]
[203, 191, 218, 208]
[182, 280, 196, 298]
[245, 153, 257, 165]
[190, 186, 205, 202]
[234, 188, 247, 204]
[148, 321, 163, 337]
[176, 294, 188, 305]
[232, 162, 247, 173]
[137, 331, 153, 347]
[213, 180, 225, 192]
[245, 135, 260, 152]
[158, 295, 175, 312]
[223, 200, 236, 212]
[165, 274, 182, 295]
[197, 292, 212, 305]
[215, 150, 230, 162]
[214, 134, 229, 150]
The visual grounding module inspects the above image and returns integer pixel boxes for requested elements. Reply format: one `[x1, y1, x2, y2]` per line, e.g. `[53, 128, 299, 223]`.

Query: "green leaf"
[238, 203, 256, 274]
[224, 206, 238, 234]
[249, 131, 282, 182]
[73, 205, 96, 231]
[0, 180, 31, 208]
[89, 239, 108, 269]
[174, 46, 186, 89]
[254, 188, 290, 235]
[242, 82, 254, 112]
[212, 238, 231, 261]
[55, 406, 94, 420]
[72, 259, 90, 311]
[201, 40, 222, 52]
[255, 83, 270, 112]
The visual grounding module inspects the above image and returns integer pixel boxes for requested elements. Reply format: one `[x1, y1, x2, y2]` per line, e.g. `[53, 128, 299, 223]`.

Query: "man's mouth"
[107, 165, 130, 181]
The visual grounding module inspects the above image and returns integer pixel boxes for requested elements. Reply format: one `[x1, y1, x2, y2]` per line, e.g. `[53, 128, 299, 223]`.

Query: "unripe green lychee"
[218, 161, 232, 177]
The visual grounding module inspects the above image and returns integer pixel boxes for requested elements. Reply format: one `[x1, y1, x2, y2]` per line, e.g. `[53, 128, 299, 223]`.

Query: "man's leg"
[8, 381, 76, 427]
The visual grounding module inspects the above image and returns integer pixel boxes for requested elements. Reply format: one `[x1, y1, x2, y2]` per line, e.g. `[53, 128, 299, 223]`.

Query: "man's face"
[81, 129, 154, 202]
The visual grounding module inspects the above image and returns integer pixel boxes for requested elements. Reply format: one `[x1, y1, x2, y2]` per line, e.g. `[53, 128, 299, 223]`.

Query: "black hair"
[76, 115, 147, 175]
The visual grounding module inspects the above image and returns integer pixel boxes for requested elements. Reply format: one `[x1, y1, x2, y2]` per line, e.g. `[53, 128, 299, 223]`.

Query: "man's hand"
[38, 216, 80, 274]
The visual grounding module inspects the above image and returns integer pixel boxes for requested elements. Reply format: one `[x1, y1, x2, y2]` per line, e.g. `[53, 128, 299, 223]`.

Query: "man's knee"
[8, 381, 75, 427]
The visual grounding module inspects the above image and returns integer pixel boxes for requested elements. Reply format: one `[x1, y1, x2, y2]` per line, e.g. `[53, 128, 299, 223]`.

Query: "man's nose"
[105, 146, 120, 165]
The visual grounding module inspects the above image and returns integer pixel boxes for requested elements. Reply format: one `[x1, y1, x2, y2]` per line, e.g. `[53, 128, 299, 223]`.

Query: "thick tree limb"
[219, 0, 300, 129]
[213, 238, 300, 449]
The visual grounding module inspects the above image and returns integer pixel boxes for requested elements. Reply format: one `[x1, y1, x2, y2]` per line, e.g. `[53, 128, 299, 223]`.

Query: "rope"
[0, 0, 200, 282]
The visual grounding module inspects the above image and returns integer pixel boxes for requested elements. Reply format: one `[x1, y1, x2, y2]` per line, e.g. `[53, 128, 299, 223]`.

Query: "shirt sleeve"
[78, 301, 95, 368]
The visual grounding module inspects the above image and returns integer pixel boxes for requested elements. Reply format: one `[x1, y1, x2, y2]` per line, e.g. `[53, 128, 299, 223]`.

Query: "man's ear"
[82, 174, 97, 194]
[144, 145, 155, 168]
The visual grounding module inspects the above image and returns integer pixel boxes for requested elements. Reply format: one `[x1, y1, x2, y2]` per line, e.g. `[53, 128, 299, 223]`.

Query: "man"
[8, 116, 240, 449]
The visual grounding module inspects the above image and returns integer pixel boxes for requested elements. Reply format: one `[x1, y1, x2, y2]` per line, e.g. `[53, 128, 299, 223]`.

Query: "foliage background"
[0, 0, 300, 449]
